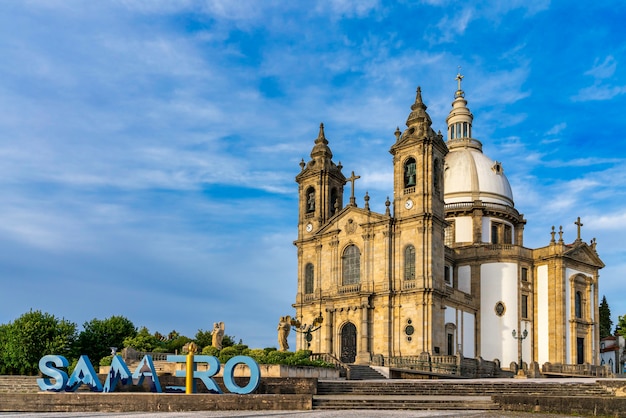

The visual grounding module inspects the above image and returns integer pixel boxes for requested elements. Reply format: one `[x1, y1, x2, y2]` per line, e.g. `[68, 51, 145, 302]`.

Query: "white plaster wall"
[455, 216, 473, 243]
[480, 262, 518, 365]
[458, 265, 471, 294]
[536, 265, 549, 365]
[463, 311, 475, 358]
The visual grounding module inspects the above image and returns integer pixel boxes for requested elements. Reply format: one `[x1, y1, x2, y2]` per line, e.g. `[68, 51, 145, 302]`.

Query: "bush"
[218, 344, 248, 363]
[201, 346, 219, 357]
[99, 356, 113, 367]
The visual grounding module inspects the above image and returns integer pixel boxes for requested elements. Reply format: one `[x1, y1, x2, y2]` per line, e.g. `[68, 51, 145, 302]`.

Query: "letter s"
[37, 355, 69, 392]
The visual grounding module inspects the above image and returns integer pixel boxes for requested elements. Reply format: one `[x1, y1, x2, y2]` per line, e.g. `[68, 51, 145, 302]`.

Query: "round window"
[495, 301, 506, 316]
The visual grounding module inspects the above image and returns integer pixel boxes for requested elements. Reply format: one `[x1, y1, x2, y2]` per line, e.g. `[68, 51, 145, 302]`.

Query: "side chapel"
[293, 75, 604, 369]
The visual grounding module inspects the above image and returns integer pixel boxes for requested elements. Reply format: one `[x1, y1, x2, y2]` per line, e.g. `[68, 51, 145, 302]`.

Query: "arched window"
[330, 188, 338, 216]
[404, 158, 416, 188]
[304, 263, 314, 294]
[434, 158, 441, 193]
[404, 245, 415, 280]
[305, 187, 315, 213]
[342, 245, 360, 285]
[575, 291, 583, 318]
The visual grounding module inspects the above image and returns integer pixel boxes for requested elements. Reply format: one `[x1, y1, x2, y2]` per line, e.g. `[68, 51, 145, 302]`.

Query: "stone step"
[347, 365, 386, 380]
[318, 385, 610, 395]
[316, 381, 612, 397]
[313, 394, 500, 410]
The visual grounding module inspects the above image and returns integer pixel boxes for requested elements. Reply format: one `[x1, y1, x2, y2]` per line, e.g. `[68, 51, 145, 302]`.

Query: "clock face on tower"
[405, 199, 414, 209]
[306, 223, 313, 232]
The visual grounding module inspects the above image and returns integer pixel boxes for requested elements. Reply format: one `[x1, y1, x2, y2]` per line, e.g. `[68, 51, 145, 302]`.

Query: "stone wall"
[0, 393, 311, 413]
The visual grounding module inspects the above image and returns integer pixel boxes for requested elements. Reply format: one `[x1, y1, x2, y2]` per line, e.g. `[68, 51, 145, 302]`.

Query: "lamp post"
[512, 328, 528, 374]
[291, 291, 324, 349]
[290, 313, 323, 349]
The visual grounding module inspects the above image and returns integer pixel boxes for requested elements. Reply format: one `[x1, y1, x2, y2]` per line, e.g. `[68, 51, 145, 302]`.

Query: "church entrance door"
[340, 322, 357, 363]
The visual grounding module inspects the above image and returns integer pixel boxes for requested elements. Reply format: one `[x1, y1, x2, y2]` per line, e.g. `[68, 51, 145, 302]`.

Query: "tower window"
[521, 294, 528, 319]
[491, 222, 500, 244]
[342, 245, 360, 285]
[330, 188, 338, 216]
[491, 221, 512, 244]
[305, 187, 315, 213]
[304, 263, 314, 294]
[404, 158, 417, 188]
[444, 265, 451, 285]
[575, 291, 582, 319]
[504, 224, 512, 244]
[404, 245, 415, 280]
[521, 268, 528, 282]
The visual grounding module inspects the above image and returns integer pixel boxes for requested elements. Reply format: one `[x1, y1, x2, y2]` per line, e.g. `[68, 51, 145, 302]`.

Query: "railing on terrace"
[377, 355, 460, 376]
[542, 362, 613, 377]
[445, 201, 519, 218]
[311, 353, 347, 377]
[371, 354, 504, 378]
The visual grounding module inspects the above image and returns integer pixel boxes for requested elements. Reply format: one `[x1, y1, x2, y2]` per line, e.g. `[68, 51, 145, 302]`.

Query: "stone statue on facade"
[212, 321, 225, 350]
[277, 316, 291, 351]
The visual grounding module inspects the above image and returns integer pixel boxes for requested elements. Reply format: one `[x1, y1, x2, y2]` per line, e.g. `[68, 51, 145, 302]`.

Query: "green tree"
[617, 315, 626, 338]
[599, 295, 613, 338]
[0, 310, 77, 375]
[76, 316, 136, 368]
[122, 326, 162, 352]
[194, 329, 212, 349]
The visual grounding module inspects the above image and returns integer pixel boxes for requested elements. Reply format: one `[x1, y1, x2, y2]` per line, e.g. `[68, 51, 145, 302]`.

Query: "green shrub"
[99, 356, 113, 367]
[201, 346, 219, 357]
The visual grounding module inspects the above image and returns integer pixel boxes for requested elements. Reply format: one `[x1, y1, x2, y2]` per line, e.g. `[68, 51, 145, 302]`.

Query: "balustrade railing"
[338, 283, 361, 294]
[542, 362, 613, 377]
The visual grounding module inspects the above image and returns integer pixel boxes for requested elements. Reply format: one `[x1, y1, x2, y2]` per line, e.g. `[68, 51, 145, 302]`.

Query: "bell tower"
[389, 87, 449, 353]
[390, 87, 448, 219]
[295, 123, 346, 236]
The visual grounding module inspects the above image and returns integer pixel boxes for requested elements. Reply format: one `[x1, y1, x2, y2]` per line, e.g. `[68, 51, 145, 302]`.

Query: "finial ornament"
[455, 68, 465, 98]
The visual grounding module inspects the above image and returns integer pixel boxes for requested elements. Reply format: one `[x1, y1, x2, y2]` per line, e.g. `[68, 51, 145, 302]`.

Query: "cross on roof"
[575, 217, 584, 241]
[347, 171, 360, 206]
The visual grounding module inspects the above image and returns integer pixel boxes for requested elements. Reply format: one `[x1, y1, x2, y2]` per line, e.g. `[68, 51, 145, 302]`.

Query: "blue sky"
[0, 1, 625, 349]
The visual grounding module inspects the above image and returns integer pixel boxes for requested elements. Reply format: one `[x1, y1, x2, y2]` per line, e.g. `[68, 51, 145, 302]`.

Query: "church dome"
[444, 139, 514, 206]
[443, 73, 514, 207]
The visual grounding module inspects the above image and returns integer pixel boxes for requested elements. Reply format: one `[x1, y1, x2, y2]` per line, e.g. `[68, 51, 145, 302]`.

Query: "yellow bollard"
[185, 342, 198, 394]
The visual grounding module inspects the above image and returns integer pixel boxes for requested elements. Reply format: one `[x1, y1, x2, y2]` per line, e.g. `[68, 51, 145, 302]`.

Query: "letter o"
[222, 355, 260, 394]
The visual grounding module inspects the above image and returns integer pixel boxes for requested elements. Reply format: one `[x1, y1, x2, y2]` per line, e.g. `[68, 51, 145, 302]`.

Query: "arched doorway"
[340, 322, 357, 363]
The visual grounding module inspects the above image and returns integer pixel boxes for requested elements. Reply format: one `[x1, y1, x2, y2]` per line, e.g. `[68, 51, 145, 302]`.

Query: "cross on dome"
[455, 67, 465, 98]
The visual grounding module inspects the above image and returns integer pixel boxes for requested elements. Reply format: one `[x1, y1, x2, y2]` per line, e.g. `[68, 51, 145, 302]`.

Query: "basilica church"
[293, 75, 604, 370]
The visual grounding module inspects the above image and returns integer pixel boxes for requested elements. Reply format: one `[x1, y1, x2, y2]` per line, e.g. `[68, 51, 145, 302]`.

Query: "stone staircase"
[0, 376, 39, 394]
[346, 365, 386, 380]
[314, 379, 614, 410]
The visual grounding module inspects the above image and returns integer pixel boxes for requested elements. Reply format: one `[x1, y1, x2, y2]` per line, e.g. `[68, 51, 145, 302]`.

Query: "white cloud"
[585, 56, 618, 80]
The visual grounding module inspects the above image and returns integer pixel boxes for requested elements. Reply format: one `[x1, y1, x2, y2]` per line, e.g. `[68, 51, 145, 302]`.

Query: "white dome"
[444, 139, 514, 207]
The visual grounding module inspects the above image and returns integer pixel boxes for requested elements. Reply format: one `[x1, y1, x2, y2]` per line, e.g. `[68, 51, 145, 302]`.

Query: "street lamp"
[512, 329, 528, 373]
[290, 314, 324, 349]
[291, 292, 324, 349]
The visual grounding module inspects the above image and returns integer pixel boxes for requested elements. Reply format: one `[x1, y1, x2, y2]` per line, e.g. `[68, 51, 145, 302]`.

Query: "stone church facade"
[293, 76, 604, 369]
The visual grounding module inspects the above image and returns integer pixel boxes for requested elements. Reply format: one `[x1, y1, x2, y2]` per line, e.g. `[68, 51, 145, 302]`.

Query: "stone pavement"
[0, 411, 581, 417]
